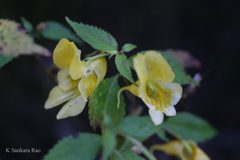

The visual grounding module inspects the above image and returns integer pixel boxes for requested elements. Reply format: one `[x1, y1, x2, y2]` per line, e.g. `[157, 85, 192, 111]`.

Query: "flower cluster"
[120, 51, 182, 125]
[44, 38, 107, 119]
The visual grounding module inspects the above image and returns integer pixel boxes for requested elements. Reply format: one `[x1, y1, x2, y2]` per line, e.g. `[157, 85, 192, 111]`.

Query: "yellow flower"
[150, 140, 210, 160]
[44, 38, 107, 119]
[120, 51, 182, 125]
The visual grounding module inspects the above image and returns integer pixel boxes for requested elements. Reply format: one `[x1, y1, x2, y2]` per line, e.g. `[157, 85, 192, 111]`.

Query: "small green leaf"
[66, 17, 118, 53]
[115, 54, 134, 82]
[116, 116, 157, 141]
[162, 52, 192, 85]
[88, 76, 125, 128]
[44, 133, 101, 160]
[163, 112, 217, 142]
[0, 55, 14, 68]
[102, 129, 116, 160]
[112, 150, 145, 160]
[21, 17, 33, 32]
[122, 43, 137, 52]
[41, 21, 80, 43]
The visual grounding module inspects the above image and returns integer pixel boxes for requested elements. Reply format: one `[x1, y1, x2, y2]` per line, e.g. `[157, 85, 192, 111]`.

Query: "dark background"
[0, 0, 240, 159]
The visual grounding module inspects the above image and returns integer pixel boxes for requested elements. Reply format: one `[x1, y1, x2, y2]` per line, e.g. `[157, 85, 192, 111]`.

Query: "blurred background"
[0, 0, 240, 159]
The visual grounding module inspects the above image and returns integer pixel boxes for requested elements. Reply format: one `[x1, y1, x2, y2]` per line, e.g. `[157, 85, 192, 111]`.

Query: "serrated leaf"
[116, 116, 158, 141]
[66, 17, 118, 52]
[41, 21, 80, 43]
[122, 43, 137, 52]
[162, 53, 192, 85]
[0, 55, 14, 68]
[162, 112, 217, 142]
[112, 150, 144, 160]
[44, 133, 101, 160]
[115, 54, 134, 82]
[102, 129, 116, 160]
[88, 76, 125, 128]
[21, 17, 33, 32]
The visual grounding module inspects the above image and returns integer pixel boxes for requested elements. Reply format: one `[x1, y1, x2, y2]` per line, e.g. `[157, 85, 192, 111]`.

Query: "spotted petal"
[78, 73, 98, 100]
[57, 70, 78, 91]
[56, 95, 87, 119]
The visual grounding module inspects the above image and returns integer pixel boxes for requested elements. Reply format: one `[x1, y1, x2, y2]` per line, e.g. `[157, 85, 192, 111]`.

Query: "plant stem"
[124, 135, 157, 160]
[84, 53, 109, 61]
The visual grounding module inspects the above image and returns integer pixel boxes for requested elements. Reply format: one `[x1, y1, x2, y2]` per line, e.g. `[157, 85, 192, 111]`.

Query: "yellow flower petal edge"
[150, 140, 210, 160]
[133, 50, 175, 83]
[57, 70, 78, 91]
[53, 38, 80, 69]
[56, 95, 87, 119]
[44, 86, 76, 109]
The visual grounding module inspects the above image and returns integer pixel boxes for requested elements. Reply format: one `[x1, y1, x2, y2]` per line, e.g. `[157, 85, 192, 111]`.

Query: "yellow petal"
[53, 38, 79, 69]
[134, 51, 175, 83]
[90, 57, 107, 85]
[78, 73, 98, 100]
[69, 55, 84, 80]
[141, 80, 182, 111]
[57, 70, 78, 91]
[44, 86, 75, 109]
[56, 95, 87, 119]
[151, 140, 210, 160]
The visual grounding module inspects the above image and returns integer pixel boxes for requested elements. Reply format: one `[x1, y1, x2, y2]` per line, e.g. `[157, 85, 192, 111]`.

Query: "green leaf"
[162, 112, 217, 142]
[88, 76, 125, 128]
[112, 150, 145, 160]
[162, 53, 192, 85]
[116, 116, 157, 141]
[0, 55, 14, 68]
[122, 43, 137, 52]
[102, 129, 116, 160]
[21, 17, 33, 32]
[115, 54, 134, 82]
[66, 17, 118, 53]
[44, 133, 101, 160]
[41, 21, 80, 43]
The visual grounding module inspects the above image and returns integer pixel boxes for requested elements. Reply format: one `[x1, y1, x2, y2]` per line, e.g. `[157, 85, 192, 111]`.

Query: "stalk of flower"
[119, 51, 183, 125]
[150, 140, 210, 160]
[44, 38, 107, 119]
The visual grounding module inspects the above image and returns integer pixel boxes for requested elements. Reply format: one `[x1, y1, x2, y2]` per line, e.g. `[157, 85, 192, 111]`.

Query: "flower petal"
[57, 70, 78, 91]
[133, 51, 175, 83]
[90, 57, 107, 85]
[164, 106, 176, 116]
[53, 38, 79, 69]
[44, 86, 75, 109]
[78, 73, 97, 100]
[148, 109, 164, 125]
[56, 95, 87, 119]
[69, 55, 84, 80]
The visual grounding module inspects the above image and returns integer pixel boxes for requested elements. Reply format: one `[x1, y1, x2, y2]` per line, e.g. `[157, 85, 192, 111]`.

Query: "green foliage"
[122, 43, 137, 52]
[88, 76, 126, 128]
[162, 52, 193, 85]
[66, 17, 118, 53]
[112, 150, 145, 160]
[116, 116, 158, 141]
[21, 17, 33, 33]
[162, 112, 217, 142]
[115, 54, 134, 82]
[44, 133, 101, 160]
[41, 21, 80, 42]
[102, 129, 116, 160]
[0, 55, 14, 68]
